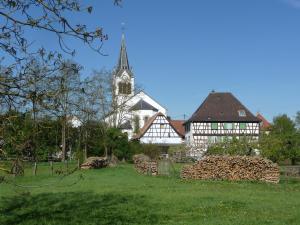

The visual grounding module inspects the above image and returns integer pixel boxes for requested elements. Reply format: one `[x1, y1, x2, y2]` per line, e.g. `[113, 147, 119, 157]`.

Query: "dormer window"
[238, 110, 246, 117]
[118, 82, 131, 95]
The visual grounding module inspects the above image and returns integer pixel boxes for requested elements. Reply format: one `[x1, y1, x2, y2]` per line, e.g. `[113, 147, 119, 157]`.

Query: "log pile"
[133, 154, 158, 176]
[181, 155, 280, 183]
[80, 157, 108, 169]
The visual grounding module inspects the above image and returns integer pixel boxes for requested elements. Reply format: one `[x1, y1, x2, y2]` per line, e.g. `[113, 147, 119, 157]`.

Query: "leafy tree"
[260, 114, 300, 164]
[295, 111, 300, 130]
[104, 128, 130, 160]
[133, 115, 140, 134]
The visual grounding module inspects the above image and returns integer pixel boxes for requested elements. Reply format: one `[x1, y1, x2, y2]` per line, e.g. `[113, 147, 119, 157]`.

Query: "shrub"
[206, 136, 258, 156]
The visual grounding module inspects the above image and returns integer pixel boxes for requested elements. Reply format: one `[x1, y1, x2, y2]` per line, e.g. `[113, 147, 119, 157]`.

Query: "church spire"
[116, 34, 132, 76]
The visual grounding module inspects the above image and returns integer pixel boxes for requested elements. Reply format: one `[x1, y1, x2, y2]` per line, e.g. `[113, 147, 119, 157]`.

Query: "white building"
[184, 92, 261, 158]
[133, 112, 184, 145]
[106, 34, 167, 139]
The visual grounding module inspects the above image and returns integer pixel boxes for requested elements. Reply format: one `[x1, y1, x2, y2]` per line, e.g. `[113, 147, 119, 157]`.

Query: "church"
[106, 34, 184, 144]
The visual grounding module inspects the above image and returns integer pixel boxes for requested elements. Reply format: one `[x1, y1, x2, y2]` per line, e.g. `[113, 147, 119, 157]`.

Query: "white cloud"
[283, 0, 300, 8]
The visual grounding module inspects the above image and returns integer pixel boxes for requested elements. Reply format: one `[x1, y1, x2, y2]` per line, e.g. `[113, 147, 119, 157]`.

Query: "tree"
[295, 111, 300, 130]
[49, 61, 81, 161]
[260, 114, 300, 165]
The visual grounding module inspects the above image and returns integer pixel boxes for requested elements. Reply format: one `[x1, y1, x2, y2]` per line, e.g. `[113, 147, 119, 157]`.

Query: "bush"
[140, 144, 161, 160]
[206, 137, 258, 156]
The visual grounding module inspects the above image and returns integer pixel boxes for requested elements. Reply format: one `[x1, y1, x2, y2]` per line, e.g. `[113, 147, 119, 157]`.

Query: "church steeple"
[116, 34, 132, 77]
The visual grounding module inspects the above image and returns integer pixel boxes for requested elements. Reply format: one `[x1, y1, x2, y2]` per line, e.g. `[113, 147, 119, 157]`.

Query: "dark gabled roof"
[187, 92, 260, 123]
[119, 121, 132, 130]
[130, 100, 158, 112]
[115, 34, 133, 77]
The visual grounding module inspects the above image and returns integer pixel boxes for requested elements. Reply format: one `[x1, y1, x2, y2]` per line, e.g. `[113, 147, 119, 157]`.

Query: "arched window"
[118, 82, 131, 95]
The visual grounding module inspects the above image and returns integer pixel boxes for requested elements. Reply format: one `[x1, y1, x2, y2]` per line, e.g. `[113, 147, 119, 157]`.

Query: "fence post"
[33, 162, 37, 176]
[77, 158, 80, 170]
[50, 161, 53, 175]
[65, 160, 68, 172]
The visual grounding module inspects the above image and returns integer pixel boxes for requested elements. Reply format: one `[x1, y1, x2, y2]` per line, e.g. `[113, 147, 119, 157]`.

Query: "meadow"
[0, 162, 300, 225]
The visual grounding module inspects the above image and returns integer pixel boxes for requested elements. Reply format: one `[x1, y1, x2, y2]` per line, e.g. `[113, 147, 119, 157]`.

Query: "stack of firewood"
[181, 156, 280, 183]
[133, 154, 158, 176]
[81, 157, 108, 169]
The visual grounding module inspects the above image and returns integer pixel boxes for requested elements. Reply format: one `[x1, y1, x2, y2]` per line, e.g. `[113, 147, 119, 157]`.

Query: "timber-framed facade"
[185, 92, 261, 158]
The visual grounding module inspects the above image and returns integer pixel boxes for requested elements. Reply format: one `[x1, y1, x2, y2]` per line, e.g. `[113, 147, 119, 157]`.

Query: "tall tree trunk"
[84, 129, 88, 160]
[62, 116, 66, 161]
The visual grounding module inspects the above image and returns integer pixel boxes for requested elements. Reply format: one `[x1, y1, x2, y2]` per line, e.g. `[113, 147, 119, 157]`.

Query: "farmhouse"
[184, 91, 261, 158]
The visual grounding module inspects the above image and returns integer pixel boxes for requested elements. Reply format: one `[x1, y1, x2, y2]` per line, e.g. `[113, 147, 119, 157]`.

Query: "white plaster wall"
[140, 136, 183, 145]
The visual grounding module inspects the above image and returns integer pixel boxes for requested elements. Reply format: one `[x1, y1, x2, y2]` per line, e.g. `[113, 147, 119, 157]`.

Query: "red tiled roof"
[170, 120, 185, 137]
[257, 113, 271, 130]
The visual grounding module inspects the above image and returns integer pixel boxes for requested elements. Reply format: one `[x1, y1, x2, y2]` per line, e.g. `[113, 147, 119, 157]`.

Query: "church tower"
[114, 34, 135, 105]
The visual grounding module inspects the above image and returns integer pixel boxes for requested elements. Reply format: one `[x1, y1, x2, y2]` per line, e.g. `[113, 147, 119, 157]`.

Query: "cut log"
[80, 157, 108, 169]
[181, 155, 280, 184]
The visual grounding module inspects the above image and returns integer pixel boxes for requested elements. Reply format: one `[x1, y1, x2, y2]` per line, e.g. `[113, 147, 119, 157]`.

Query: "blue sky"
[25, 0, 300, 121]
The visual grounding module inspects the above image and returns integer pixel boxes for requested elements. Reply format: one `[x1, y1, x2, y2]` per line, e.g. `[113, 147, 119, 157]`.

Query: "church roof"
[130, 99, 159, 112]
[115, 34, 133, 77]
[187, 92, 260, 123]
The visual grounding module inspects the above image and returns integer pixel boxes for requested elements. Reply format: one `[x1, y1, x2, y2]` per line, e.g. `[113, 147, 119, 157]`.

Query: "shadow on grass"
[0, 192, 167, 225]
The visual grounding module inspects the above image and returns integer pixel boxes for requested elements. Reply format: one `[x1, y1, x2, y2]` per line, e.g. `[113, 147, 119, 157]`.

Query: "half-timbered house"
[185, 92, 261, 158]
[134, 112, 184, 145]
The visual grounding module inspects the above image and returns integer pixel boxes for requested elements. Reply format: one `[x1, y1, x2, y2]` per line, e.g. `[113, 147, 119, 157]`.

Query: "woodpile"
[133, 154, 158, 176]
[181, 156, 280, 183]
[80, 157, 108, 169]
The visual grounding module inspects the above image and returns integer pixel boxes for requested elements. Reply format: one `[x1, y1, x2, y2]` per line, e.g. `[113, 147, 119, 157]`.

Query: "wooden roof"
[187, 92, 260, 123]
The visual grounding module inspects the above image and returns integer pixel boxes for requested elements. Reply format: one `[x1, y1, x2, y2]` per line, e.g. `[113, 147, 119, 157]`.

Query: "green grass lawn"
[0, 162, 300, 225]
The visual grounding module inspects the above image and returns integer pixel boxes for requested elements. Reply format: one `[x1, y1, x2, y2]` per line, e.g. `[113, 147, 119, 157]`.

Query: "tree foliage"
[259, 114, 300, 164]
[206, 136, 258, 156]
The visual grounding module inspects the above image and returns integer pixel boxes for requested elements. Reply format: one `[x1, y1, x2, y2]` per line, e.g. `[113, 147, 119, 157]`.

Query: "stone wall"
[181, 155, 280, 183]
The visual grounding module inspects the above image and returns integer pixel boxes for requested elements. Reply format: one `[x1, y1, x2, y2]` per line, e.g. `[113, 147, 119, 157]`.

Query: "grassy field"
[0, 162, 300, 225]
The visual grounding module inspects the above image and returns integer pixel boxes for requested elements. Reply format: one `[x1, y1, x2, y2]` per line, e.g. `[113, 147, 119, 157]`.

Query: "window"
[211, 123, 218, 130]
[239, 123, 246, 130]
[160, 124, 165, 129]
[238, 110, 246, 117]
[144, 116, 149, 123]
[118, 82, 131, 95]
[224, 123, 234, 130]
[185, 123, 190, 132]
[208, 136, 217, 144]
